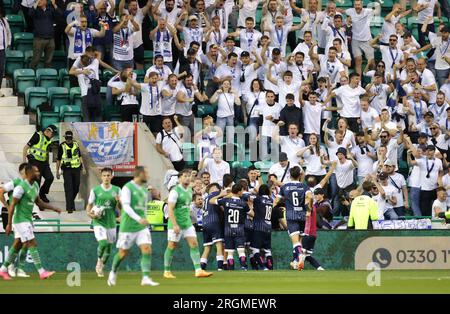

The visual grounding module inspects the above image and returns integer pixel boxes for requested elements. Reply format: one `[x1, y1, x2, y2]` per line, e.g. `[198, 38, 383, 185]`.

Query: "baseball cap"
[188, 15, 198, 21]
[240, 51, 250, 57]
[418, 132, 429, 138]
[384, 160, 396, 167]
[64, 130, 73, 139]
[378, 172, 389, 180]
[336, 147, 347, 156]
[314, 187, 325, 195]
[279, 152, 288, 162]
[426, 144, 436, 151]
[46, 124, 57, 133]
[424, 111, 434, 118]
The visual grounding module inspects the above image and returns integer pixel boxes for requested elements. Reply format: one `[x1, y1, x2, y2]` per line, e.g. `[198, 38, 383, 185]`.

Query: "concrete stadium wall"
[1, 230, 449, 272]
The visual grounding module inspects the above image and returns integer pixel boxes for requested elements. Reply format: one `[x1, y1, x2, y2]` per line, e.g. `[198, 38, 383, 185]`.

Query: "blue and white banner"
[372, 219, 432, 230]
[72, 122, 135, 166]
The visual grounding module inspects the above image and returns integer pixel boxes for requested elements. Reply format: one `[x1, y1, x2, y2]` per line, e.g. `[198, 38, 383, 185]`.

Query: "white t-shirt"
[206, 28, 227, 49]
[237, 0, 260, 27]
[416, 157, 443, 191]
[277, 79, 301, 108]
[202, 158, 230, 186]
[246, 91, 266, 118]
[216, 92, 235, 118]
[318, 55, 345, 86]
[303, 147, 327, 176]
[113, 25, 135, 61]
[280, 136, 305, 165]
[368, 84, 390, 114]
[67, 27, 99, 60]
[155, 127, 184, 162]
[130, 9, 144, 48]
[269, 162, 293, 183]
[109, 81, 139, 105]
[380, 15, 400, 43]
[431, 36, 450, 70]
[345, 8, 373, 41]
[432, 199, 447, 219]
[176, 85, 197, 116]
[429, 103, 449, 124]
[381, 184, 398, 212]
[417, 0, 438, 24]
[240, 63, 259, 98]
[441, 174, 450, 207]
[388, 173, 406, 207]
[264, 61, 287, 94]
[303, 101, 323, 134]
[334, 159, 355, 188]
[334, 85, 366, 118]
[420, 68, 437, 104]
[160, 83, 180, 116]
[260, 103, 281, 137]
[380, 46, 404, 76]
[360, 107, 379, 130]
[182, 26, 204, 50]
[146, 65, 173, 85]
[214, 64, 241, 92]
[352, 145, 375, 178]
[292, 42, 317, 66]
[239, 29, 262, 52]
[140, 83, 162, 116]
[269, 25, 290, 57]
[73, 57, 100, 97]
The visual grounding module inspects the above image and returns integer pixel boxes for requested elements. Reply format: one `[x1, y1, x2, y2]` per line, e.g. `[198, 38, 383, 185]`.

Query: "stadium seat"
[196, 104, 217, 118]
[60, 105, 83, 122]
[36, 68, 59, 88]
[103, 104, 121, 121]
[5, 49, 24, 77]
[37, 106, 60, 131]
[47, 87, 69, 113]
[100, 86, 108, 107]
[254, 160, 273, 172]
[6, 14, 25, 34]
[3, 0, 13, 14]
[134, 69, 145, 82]
[13, 32, 33, 51]
[24, 50, 44, 68]
[13, 68, 35, 94]
[102, 69, 115, 86]
[52, 50, 67, 70]
[59, 68, 70, 89]
[25, 86, 48, 112]
[144, 50, 153, 69]
[70, 87, 82, 107]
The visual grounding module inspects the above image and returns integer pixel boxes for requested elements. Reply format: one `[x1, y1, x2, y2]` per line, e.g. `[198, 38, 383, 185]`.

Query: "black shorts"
[244, 227, 253, 246]
[250, 230, 271, 250]
[202, 225, 224, 246]
[287, 219, 305, 237]
[133, 44, 144, 64]
[143, 115, 162, 133]
[224, 235, 246, 250]
[302, 235, 316, 254]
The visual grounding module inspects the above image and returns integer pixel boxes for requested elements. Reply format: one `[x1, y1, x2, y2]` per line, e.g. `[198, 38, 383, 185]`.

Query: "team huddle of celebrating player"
[0, 162, 334, 285]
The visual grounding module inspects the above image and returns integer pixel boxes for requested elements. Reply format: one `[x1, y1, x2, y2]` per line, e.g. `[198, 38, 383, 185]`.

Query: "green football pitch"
[1, 270, 450, 294]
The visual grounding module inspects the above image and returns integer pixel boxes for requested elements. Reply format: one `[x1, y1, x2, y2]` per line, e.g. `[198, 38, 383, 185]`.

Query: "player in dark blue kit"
[238, 179, 256, 270]
[209, 182, 254, 271]
[250, 184, 274, 270]
[200, 183, 224, 271]
[277, 166, 313, 271]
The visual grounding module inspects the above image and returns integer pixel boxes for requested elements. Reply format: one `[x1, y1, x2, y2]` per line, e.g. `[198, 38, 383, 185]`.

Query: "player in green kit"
[107, 166, 159, 287]
[0, 163, 30, 278]
[86, 168, 121, 277]
[163, 169, 213, 279]
[0, 164, 62, 280]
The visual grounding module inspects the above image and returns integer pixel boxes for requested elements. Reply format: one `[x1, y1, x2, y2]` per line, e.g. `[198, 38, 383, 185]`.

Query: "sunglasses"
[380, 135, 388, 138]
[377, 64, 385, 67]
[430, 127, 438, 130]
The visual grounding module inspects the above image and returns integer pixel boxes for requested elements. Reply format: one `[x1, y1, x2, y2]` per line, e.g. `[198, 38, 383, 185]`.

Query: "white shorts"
[116, 228, 152, 250]
[351, 39, 375, 59]
[13, 222, 35, 242]
[167, 225, 197, 243]
[93, 226, 117, 244]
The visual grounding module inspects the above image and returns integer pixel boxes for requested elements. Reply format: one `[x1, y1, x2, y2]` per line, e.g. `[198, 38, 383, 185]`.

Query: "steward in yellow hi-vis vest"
[147, 200, 167, 231]
[24, 124, 58, 203]
[56, 131, 85, 214]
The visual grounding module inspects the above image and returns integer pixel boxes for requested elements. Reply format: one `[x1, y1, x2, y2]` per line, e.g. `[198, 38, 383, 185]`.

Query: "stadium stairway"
[0, 88, 91, 232]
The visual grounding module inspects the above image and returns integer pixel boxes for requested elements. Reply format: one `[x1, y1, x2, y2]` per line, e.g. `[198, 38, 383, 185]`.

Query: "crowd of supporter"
[1, 0, 450, 223]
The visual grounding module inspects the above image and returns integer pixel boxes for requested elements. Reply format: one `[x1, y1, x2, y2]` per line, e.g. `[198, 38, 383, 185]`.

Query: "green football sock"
[29, 247, 43, 271]
[111, 253, 124, 273]
[141, 253, 151, 277]
[102, 244, 112, 264]
[3, 246, 19, 268]
[18, 247, 29, 270]
[190, 247, 201, 271]
[164, 247, 174, 272]
[97, 240, 108, 259]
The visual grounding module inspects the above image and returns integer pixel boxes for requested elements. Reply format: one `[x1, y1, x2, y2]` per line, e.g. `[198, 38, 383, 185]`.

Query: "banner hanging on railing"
[72, 122, 137, 171]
